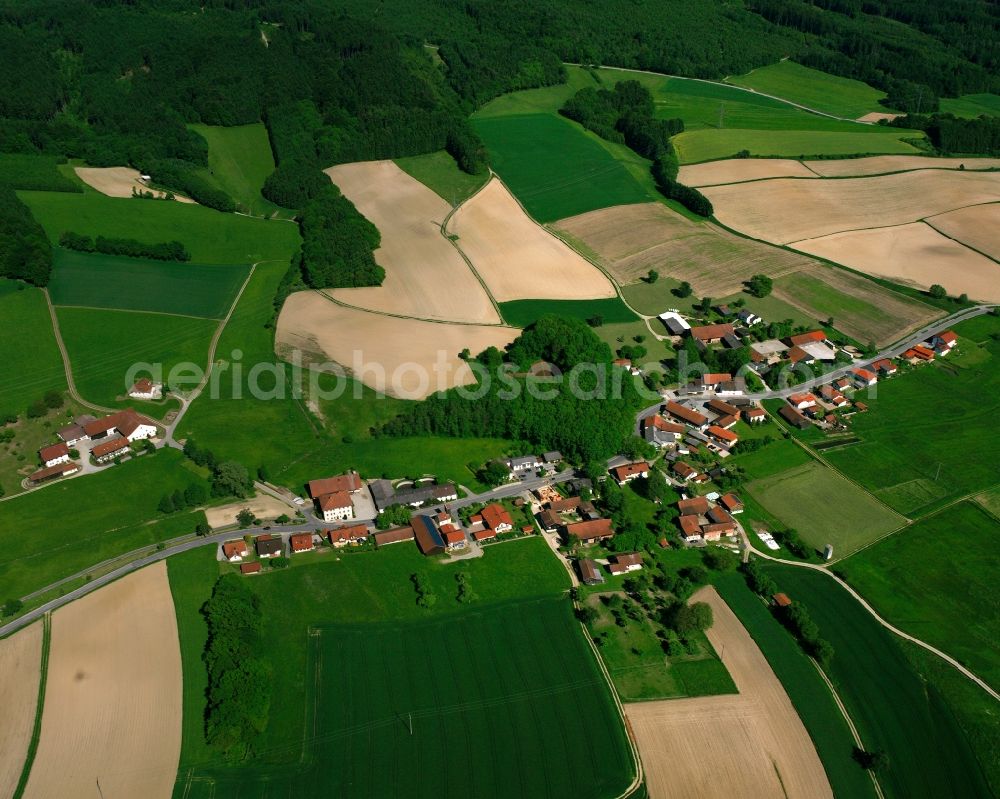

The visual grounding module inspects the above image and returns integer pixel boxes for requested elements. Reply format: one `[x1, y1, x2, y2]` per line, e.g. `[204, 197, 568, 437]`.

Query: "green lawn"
[0, 280, 65, 419]
[394, 150, 488, 205]
[727, 61, 890, 119]
[499, 297, 638, 328]
[0, 448, 209, 600]
[838, 501, 1000, 692]
[747, 460, 905, 556]
[672, 127, 922, 164]
[714, 573, 877, 799]
[824, 318, 1000, 517]
[56, 307, 217, 413]
[168, 539, 630, 799]
[17, 189, 300, 264]
[48, 248, 248, 318]
[472, 113, 653, 222]
[729, 435, 811, 481]
[0, 153, 81, 192]
[940, 93, 1000, 119]
[188, 123, 290, 217]
[761, 562, 993, 799]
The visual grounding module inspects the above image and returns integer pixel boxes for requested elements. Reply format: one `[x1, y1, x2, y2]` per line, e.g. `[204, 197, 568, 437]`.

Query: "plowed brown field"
[679, 159, 817, 187]
[0, 622, 43, 798]
[926, 203, 1000, 261]
[74, 166, 195, 202]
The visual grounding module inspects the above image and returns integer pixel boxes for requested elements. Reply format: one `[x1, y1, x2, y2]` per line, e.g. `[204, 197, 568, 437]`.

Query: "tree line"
[297, 186, 384, 289]
[888, 114, 1000, 156]
[59, 232, 191, 262]
[0, 187, 51, 286]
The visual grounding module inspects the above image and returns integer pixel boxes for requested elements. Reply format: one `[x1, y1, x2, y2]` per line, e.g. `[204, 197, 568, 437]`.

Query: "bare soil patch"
[23, 562, 182, 799]
[276, 291, 518, 400]
[679, 159, 817, 187]
[205, 495, 293, 529]
[773, 267, 944, 346]
[926, 203, 1000, 261]
[324, 161, 499, 324]
[554, 202, 813, 296]
[856, 112, 901, 123]
[805, 155, 1000, 178]
[74, 166, 195, 203]
[450, 178, 616, 301]
[792, 222, 1000, 303]
[0, 622, 43, 798]
[704, 170, 1000, 244]
[626, 586, 832, 799]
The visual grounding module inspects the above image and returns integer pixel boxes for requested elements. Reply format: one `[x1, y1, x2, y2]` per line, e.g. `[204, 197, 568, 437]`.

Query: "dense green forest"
[888, 113, 1000, 155]
[0, 187, 51, 285]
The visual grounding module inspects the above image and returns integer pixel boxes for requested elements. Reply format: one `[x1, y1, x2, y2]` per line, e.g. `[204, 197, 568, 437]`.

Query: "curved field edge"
[8, 618, 48, 799]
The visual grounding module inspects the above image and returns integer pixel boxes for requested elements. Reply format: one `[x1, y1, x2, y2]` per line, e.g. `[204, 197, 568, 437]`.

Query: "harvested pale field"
[856, 112, 901, 123]
[792, 222, 1000, 303]
[23, 562, 181, 799]
[554, 202, 813, 296]
[805, 155, 1000, 178]
[679, 158, 817, 187]
[205, 494, 293, 529]
[773, 266, 944, 346]
[704, 170, 1000, 244]
[324, 161, 498, 324]
[926, 203, 1000, 261]
[0, 622, 43, 799]
[74, 166, 195, 202]
[276, 291, 518, 399]
[449, 178, 616, 301]
[626, 586, 831, 799]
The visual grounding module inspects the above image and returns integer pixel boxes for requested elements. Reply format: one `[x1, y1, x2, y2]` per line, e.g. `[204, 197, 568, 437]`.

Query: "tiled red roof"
[612, 462, 650, 481]
[481, 503, 513, 531]
[318, 491, 352, 511]
[290, 533, 314, 552]
[789, 330, 826, 346]
[39, 442, 69, 462]
[308, 472, 361, 497]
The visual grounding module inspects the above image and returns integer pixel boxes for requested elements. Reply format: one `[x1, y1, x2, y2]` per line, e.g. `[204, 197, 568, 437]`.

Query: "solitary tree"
[674, 281, 693, 298]
[747, 274, 773, 298]
[929, 283, 947, 299]
[236, 508, 255, 527]
[646, 268, 659, 284]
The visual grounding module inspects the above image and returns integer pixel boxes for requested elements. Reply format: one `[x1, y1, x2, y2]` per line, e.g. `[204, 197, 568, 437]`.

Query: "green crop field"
[940, 93, 1000, 119]
[472, 113, 653, 222]
[17, 189, 300, 264]
[394, 150, 489, 205]
[672, 127, 921, 164]
[747, 460, 905, 556]
[824, 318, 1000, 517]
[729, 436, 810, 481]
[188, 123, 290, 217]
[0, 448, 208, 600]
[48, 248, 248, 318]
[499, 297, 638, 328]
[727, 61, 889, 119]
[55, 307, 217, 412]
[0, 280, 65, 419]
[714, 573, 877, 798]
[0, 153, 81, 192]
[168, 540, 633, 799]
[761, 563, 993, 799]
[838, 500, 1000, 692]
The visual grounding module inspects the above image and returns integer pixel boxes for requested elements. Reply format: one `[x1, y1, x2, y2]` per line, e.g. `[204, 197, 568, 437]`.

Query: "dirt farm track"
[22, 562, 182, 799]
[626, 586, 832, 799]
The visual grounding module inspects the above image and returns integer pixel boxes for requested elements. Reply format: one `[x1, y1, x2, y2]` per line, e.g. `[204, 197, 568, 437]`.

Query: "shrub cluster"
[59, 231, 190, 262]
[182, 440, 254, 499]
[202, 575, 272, 759]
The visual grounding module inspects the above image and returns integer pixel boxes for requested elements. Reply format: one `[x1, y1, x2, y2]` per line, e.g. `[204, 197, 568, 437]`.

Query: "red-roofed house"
[222, 540, 249, 562]
[240, 562, 262, 575]
[92, 437, 130, 463]
[744, 407, 767, 424]
[128, 377, 162, 400]
[819, 385, 847, 406]
[786, 345, 815, 365]
[690, 323, 734, 344]
[473, 527, 498, 543]
[906, 345, 935, 362]
[327, 524, 369, 547]
[664, 401, 709, 429]
[317, 491, 354, 523]
[706, 425, 738, 447]
[678, 496, 710, 515]
[84, 409, 157, 442]
[565, 519, 614, 543]
[851, 367, 878, 387]
[608, 552, 643, 575]
[932, 331, 958, 352]
[612, 462, 650, 485]
[789, 330, 827, 346]
[872, 358, 897, 375]
[441, 525, 467, 550]
[700, 373, 732, 390]
[788, 392, 817, 410]
[678, 515, 703, 542]
[39, 442, 70, 468]
[289, 533, 314, 553]
[673, 461, 699, 481]
[720, 493, 744, 514]
[481, 503, 514, 534]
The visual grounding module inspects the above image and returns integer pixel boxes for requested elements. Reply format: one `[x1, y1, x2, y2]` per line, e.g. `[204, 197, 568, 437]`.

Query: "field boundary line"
[751, 550, 1000, 703]
[12, 613, 51, 799]
[42, 288, 114, 415]
[314, 288, 511, 328]
[50, 303, 222, 322]
[923, 208, 1000, 266]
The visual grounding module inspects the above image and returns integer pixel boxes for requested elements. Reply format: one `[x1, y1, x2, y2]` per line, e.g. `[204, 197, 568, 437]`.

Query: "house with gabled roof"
[788, 330, 828, 347]
[851, 367, 878, 387]
[788, 392, 817, 410]
[481, 503, 514, 534]
[222, 540, 249, 562]
[608, 552, 643, 575]
[327, 524, 369, 547]
[690, 323, 734, 344]
[931, 330, 957, 352]
[612, 462, 650, 485]
[744, 407, 767, 424]
[255, 535, 283, 558]
[706, 425, 738, 447]
[565, 518, 614, 544]
[678, 496, 710, 515]
[39, 442, 70, 468]
[720, 493, 743, 514]
[664, 401, 708, 429]
[290, 533, 314, 553]
[779, 405, 811, 429]
[872, 358, 897, 375]
[578, 558, 605, 585]
[673, 461, 699, 481]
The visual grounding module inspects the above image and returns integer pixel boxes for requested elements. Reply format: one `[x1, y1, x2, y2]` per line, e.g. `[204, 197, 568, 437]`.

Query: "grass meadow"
[499, 297, 638, 328]
[761, 563, 993, 799]
[838, 500, 1000, 692]
[17, 189, 300, 264]
[472, 113, 653, 222]
[823, 318, 1000, 517]
[0, 280, 65, 419]
[48, 248, 248, 318]
[0, 153, 82, 192]
[726, 61, 889, 118]
[394, 150, 488, 205]
[672, 127, 920, 164]
[714, 573, 878, 799]
[0, 448, 209, 600]
[55, 307, 217, 412]
[939, 93, 1000, 119]
[188, 123, 290, 217]
[747, 460, 905, 556]
[167, 539, 632, 799]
